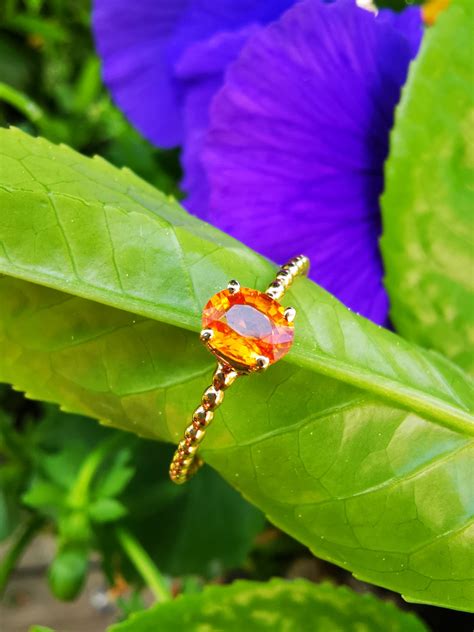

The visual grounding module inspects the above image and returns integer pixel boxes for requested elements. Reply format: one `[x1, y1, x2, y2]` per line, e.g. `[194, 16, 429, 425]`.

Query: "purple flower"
[92, 0, 295, 147]
[202, 1, 423, 324]
[93, 0, 423, 325]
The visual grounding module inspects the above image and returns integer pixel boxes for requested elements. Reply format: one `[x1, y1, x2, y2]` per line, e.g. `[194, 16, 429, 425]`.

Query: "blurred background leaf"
[0, 0, 182, 194]
[381, 0, 474, 374]
[0, 401, 264, 601]
[109, 579, 427, 632]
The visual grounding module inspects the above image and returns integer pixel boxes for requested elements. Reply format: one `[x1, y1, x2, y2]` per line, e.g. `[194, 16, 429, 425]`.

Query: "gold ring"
[169, 255, 310, 484]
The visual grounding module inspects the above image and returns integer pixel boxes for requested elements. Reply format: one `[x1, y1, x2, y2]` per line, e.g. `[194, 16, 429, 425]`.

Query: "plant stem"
[0, 515, 44, 595]
[115, 526, 171, 603]
[0, 82, 44, 125]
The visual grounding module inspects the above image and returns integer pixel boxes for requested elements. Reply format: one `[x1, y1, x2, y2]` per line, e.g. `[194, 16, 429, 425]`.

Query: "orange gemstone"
[202, 288, 294, 371]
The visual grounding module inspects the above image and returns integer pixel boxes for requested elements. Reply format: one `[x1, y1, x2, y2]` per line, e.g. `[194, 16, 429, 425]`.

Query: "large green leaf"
[109, 579, 427, 632]
[0, 128, 473, 610]
[381, 0, 474, 374]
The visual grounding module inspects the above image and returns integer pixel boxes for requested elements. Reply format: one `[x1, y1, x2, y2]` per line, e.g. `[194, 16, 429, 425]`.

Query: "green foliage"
[0, 404, 264, 600]
[0, 129, 472, 610]
[20, 417, 133, 546]
[0, 411, 28, 539]
[381, 0, 474, 373]
[0, 0, 181, 195]
[0, 33, 35, 91]
[109, 579, 427, 632]
[117, 442, 265, 577]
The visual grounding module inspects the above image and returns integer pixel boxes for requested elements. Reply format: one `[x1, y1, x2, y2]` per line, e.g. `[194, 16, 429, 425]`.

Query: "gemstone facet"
[201, 287, 294, 372]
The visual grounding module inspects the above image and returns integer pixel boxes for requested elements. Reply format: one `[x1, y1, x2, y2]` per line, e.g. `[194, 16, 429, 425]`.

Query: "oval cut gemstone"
[202, 288, 294, 371]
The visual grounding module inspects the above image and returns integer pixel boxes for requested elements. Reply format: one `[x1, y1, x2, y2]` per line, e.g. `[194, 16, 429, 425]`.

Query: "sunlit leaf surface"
[0, 128, 472, 610]
[109, 579, 427, 632]
[382, 0, 474, 373]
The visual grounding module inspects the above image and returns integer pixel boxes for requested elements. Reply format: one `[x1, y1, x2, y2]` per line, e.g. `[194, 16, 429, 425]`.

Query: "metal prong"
[227, 279, 240, 294]
[200, 328, 213, 343]
[255, 356, 270, 372]
[284, 306, 296, 323]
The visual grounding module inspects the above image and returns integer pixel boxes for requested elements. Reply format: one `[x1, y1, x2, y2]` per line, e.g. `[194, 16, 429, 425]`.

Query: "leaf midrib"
[1, 133, 472, 437]
[0, 256, 472, 437]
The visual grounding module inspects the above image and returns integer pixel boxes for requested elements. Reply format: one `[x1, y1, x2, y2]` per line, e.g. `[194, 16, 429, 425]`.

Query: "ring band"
[169, 255, 310, 484]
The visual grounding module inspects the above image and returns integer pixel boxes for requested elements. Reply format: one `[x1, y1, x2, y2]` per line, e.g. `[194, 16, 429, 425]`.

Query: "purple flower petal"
[92, 0, 295, 147]
[200, 0, 422, 324]
[378, 5, 423, 57]
[176, 27, 260, 217]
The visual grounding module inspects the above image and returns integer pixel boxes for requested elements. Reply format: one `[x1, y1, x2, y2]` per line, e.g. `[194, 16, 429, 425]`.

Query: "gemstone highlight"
[202, 287, 294, 371]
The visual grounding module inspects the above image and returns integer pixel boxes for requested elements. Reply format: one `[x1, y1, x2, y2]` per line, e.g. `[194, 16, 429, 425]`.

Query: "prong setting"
[284, 306, 296, 323]
[255, 356, 270, 372]
[227, 279, 241, 294]
[200, 328, 214, 343]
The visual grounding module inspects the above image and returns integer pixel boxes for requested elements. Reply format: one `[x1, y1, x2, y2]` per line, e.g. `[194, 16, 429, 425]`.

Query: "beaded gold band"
[169, 255, 310, 484]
